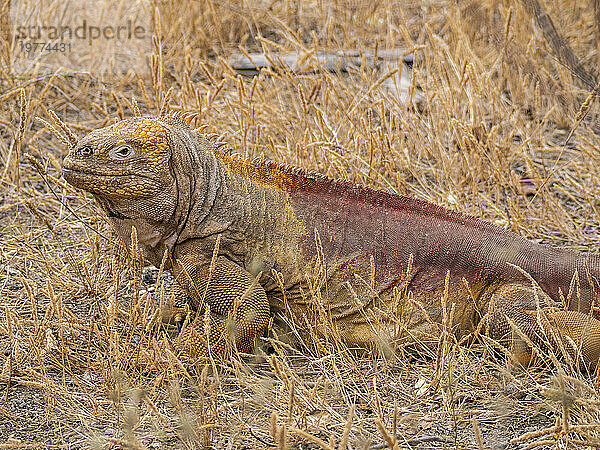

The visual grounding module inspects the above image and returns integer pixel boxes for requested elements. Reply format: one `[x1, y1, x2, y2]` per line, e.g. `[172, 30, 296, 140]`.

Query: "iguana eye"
[78, 146, 93, 157]
[109, 145, 134, 161]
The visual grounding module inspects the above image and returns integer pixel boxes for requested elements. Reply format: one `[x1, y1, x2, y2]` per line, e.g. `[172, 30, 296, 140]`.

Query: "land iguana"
[61, 114, 600, 366]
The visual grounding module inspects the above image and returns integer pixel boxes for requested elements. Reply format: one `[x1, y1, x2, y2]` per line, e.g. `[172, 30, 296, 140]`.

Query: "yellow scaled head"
[62, 117, 173, 198]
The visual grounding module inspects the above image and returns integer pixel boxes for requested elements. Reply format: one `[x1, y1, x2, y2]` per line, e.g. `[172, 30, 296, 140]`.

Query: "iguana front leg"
[487, 284, 600, 366]
[171, 256, 270, 359]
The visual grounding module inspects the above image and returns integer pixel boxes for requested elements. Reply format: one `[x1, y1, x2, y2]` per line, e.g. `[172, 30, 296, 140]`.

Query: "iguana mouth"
[62, 167, 136, 177]
[61, 165, 163, 200]
[62, 167, 158, 184]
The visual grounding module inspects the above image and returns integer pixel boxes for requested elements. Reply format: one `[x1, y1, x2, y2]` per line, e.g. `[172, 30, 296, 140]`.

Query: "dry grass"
[2, 0, 600, 448]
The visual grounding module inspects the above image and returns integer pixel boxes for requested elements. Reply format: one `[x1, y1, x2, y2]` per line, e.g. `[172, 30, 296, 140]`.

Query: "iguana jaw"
[62, 156, 163, 199]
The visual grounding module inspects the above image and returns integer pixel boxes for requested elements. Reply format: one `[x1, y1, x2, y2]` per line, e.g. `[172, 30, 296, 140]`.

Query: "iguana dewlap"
[61, 114, 600, 365]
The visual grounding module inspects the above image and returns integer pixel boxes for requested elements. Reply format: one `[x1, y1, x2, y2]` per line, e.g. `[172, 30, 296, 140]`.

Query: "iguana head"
[62, 117, 175, 199]
[62, 115, 209, 256]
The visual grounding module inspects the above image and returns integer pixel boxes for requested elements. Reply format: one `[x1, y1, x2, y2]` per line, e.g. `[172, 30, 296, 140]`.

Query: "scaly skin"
[62, 114, 600, 366]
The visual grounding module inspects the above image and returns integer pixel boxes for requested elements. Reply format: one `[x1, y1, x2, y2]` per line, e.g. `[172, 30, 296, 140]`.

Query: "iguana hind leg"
[546, 310, 600, 365]
[487, 284, 600, 366]
[172, 256, 270, 359]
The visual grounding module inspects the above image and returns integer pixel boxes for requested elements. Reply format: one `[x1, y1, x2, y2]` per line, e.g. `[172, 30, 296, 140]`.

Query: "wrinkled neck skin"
[169, 141, 304, 278]
[95, 185, 179, 266]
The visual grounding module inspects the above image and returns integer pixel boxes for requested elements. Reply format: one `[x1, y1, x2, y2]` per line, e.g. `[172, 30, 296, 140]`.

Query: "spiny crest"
[158, 110, 200, 129]
[201, 135, 505, 233]
[173, 114, 505, 234]
[195, 132, 306, 190]
[290, 171, 506, 233]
